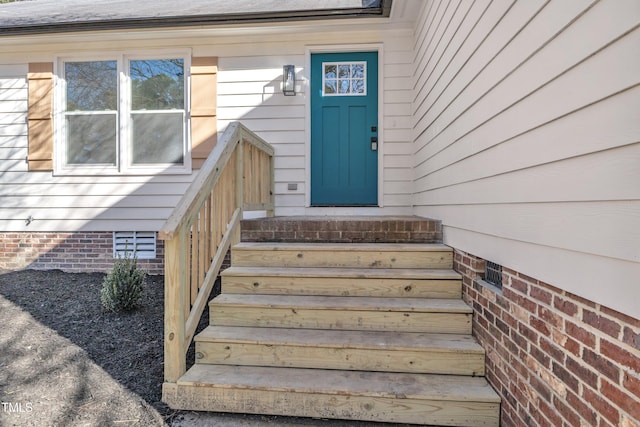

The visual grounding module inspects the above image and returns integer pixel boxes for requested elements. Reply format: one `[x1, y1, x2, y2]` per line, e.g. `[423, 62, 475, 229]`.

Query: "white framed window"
[322, 61, 366, 96]
[113, 231, 157, 259]
[55, 52, 191, 175]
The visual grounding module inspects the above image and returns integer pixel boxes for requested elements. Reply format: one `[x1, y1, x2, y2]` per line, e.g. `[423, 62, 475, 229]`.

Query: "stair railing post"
[235, 135, 244, 222]
[267, 151, 275, 217]
[164, 229, 188, 383]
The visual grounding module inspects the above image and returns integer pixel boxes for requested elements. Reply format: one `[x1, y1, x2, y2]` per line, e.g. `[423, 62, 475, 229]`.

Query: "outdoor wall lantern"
[283, 65, 296, 96]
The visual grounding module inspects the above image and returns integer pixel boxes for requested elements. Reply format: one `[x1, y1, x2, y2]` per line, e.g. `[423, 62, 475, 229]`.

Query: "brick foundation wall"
[0, 232, 165, 275]
[454, 249, 640, 427]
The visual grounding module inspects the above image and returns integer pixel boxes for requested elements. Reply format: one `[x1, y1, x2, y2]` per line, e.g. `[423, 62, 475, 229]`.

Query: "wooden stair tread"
[196, 326, 483, 353]
[222, 266, 461, 280]
[232, 242, 453, 270]
[211, 294, 472, 313]
[166, 218, 499, 424]
[233, 242, 451, 252]
[178, 364, 501, 403]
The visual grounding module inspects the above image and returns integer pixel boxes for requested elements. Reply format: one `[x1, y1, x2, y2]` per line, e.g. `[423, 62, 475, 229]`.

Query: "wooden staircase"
[163, 217, 500, 426]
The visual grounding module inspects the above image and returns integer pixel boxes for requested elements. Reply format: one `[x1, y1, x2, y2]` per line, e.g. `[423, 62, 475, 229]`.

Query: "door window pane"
[322, 61, 366, 96]
[351, 64, 365, 79]
[66, 114, 117, 164]
[131, 112, 184, 164]
[324, 64, 337, 79]
[324, 79, 337, 94]
[338, 79, 351, 94]
[351, 79, 365, 94]
[338, 65, 350, 79]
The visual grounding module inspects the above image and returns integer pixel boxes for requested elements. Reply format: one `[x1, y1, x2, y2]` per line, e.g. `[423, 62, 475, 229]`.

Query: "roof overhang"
[0, 0, 393, 37]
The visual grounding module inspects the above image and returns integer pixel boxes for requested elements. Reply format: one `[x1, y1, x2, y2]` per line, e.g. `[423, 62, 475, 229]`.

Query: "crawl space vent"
[484, 260, 503, 289]
[113, 231, 156, 259]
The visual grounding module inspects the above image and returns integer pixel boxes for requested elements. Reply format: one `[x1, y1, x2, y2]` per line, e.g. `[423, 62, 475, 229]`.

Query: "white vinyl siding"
[0, 173, 190, 231]
[0, 23, 416, 231]
[216, 57, 306, 214]
[411, 0, 640, 318]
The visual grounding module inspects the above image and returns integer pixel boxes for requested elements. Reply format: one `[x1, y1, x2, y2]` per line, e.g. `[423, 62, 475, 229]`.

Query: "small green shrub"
[101, 252, 147, 312]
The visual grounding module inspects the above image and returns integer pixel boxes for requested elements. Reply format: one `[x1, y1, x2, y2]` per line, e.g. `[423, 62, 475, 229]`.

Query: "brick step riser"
[240, 217, 443, 244]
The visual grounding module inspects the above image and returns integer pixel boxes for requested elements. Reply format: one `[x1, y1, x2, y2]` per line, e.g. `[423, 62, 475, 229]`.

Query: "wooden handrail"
[159, 122, 275, 383]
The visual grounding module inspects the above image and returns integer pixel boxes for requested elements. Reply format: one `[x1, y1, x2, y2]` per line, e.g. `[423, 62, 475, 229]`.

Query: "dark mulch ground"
[0, 269, 174, 426]
[0, 269, 411, 427]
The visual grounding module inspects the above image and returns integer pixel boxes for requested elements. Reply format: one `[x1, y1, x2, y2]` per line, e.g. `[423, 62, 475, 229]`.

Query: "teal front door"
[311, 52, 378, 206]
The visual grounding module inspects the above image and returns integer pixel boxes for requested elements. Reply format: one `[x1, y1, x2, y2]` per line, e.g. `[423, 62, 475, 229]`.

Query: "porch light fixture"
[283, 65, 296, 96]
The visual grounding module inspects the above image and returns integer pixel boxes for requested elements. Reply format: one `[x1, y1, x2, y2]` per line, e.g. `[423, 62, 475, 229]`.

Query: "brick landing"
[240, 216, 443, 244]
